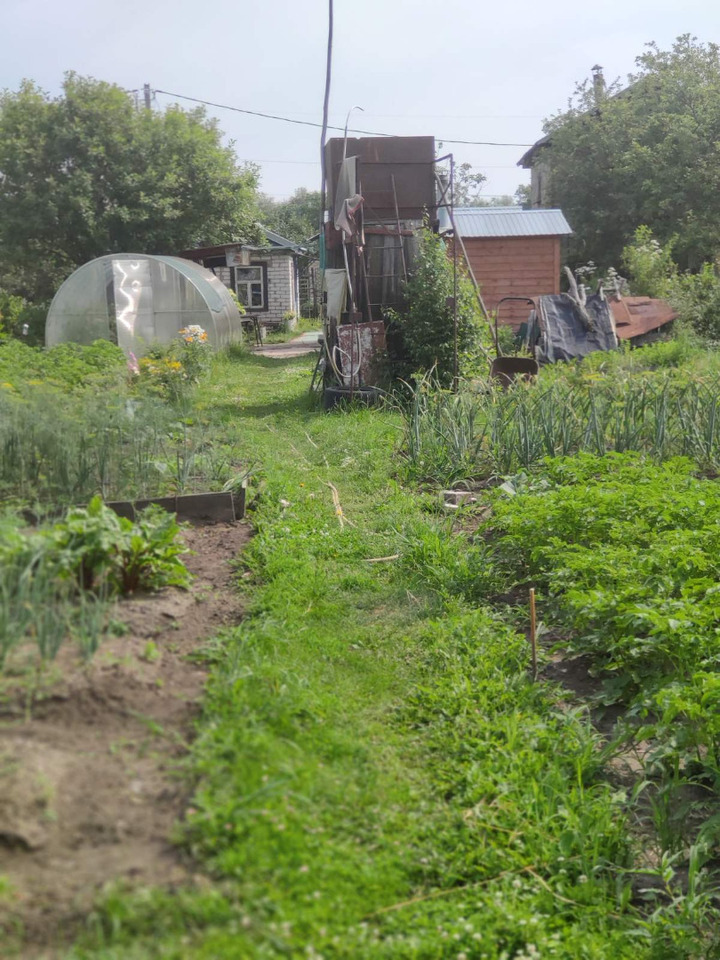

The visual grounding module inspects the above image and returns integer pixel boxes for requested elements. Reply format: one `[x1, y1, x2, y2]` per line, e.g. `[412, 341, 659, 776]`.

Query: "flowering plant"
[179, 325, 209, 344]
[177, 326, 209, 383]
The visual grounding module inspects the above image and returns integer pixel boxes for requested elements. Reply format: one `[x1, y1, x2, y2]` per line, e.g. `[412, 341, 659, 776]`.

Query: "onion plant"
[400, 371, 720, 484]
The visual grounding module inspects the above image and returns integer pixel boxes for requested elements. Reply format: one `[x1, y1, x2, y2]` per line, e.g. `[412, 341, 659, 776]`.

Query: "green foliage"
[0, 340, 247, 503]
[476, 453, 720, 852]
[400, 364, 720, 486]
[136, 328, 211, 407]
[546, 36, 720, 270]
[621, 226, 678, 298]
[65, 349, 700, 959]
[621, 225, 720, 339]
[0, 289, 48, 344]
[0, 74, 262, 301]
[0, 499, 188, 674]
[44, 496, 189, 595]
[0, 339, 125, 390]
[257, 187, 321, 244]
[669, 263, 720, 340]
[391, 226, 481, 385]
[452, 161, 488, 205]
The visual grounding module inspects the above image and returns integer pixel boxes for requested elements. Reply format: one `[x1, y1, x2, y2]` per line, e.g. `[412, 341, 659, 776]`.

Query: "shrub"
[0, 338, 125, 389]
[622, 226, 720, 340]
[0, 499, 190, 672]
[390, 226, 482, 385]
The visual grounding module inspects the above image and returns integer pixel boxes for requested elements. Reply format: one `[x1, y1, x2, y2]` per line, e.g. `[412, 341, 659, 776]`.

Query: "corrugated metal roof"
[452, 206, 573, 238]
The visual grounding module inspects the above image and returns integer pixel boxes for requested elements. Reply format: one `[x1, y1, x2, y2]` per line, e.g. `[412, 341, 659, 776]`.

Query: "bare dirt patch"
[0, 521, 250, 955]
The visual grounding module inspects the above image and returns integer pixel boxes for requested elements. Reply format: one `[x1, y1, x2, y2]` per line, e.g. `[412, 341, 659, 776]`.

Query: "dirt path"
[0, 521, 250, 956]
[251, 330, 321, 359]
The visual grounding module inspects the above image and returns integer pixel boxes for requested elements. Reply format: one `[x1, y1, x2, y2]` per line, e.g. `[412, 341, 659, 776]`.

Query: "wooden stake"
[529, 587, 537, 680]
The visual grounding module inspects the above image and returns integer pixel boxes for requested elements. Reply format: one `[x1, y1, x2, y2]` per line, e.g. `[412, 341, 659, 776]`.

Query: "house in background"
[451, 206, 573, 328]
[179, 228, 304, 326]
[518, 65, 609, 209]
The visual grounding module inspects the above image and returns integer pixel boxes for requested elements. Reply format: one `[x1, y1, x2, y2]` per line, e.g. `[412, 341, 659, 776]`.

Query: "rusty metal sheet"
[610, 296, 677, 340]
[337, 321, 387, 387]
[324, 136, 436, 223]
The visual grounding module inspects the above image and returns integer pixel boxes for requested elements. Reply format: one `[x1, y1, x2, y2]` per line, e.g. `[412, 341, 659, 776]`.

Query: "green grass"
[47, 350, 717, 959]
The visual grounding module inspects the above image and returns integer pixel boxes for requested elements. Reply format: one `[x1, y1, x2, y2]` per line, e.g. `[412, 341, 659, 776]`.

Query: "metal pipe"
[451, 155, 458, 392]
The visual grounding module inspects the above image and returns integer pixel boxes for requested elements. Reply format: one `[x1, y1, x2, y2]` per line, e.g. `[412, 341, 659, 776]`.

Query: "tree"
[257, 187, 321, 244]
[544, 36, 720, 270]
[452, 162, 488, 206]
[0, 74, 262, 301]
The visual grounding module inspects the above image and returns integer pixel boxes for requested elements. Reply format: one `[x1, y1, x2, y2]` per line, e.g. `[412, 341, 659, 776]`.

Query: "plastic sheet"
[525, 293, 618, 364]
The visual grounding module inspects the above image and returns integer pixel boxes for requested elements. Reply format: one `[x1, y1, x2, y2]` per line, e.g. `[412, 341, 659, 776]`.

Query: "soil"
[0, 521, 251, 957]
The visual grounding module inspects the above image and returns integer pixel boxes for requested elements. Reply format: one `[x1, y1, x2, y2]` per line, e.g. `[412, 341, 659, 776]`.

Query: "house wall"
[263, 252, 297, 323]
[460, 235, 561, 329]
[529, 159, 552, 208]
[200, 251, 298, 323]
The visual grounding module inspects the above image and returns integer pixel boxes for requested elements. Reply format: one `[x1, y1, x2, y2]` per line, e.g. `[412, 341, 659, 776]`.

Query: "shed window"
[236, 265, 265, 309]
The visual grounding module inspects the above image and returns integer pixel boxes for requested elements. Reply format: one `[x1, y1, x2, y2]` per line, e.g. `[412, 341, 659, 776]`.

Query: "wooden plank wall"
[460, 236, 561, 329]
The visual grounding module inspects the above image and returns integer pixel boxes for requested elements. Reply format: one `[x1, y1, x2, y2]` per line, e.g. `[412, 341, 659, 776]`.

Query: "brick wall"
[209, 252, 298, 322]
[262, 252, 297, 322]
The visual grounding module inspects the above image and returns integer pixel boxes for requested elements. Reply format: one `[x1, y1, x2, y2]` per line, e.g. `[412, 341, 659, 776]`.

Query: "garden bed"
[0, 520, 250, 951]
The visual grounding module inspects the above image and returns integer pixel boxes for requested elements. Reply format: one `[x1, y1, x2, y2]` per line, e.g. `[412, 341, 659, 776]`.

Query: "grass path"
[65, 352, 697, 959]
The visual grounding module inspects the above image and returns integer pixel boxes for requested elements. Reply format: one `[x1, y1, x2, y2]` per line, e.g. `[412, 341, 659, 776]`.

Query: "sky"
[2, 0, 719, 203]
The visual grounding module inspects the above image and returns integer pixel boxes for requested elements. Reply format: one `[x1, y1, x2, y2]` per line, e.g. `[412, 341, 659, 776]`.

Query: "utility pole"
[143, 84, 152, 110]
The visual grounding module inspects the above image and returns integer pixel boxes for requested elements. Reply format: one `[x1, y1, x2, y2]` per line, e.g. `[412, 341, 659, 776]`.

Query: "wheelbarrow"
[489, 297, 539, 388]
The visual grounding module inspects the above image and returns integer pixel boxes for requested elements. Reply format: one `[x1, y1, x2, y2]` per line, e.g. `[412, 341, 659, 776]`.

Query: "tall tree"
[452, 162, 488, 206]
[544, 36, 720, 270]
[257, 187, 322, 244]
[0, 74, 262, 300]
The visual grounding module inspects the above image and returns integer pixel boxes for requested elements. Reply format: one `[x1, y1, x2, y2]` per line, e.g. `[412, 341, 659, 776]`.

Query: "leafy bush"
[134, 327, 211, 406]
[0, 498, 190, 673]
[622, 225, 678, 298]
[44, 496, 190, 594]
[0, 289, 48, 343]
[389, 226, 482, 385]
[0, 338, 125, 390]
[622, 225, 720, 339]
[475, 453, 720, 847]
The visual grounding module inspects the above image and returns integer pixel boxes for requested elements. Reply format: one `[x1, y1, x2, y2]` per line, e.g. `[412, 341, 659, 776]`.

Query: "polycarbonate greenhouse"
[46, 254, 242, 355]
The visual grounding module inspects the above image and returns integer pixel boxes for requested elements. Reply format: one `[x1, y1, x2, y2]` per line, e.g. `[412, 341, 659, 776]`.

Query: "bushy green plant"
[474, 453, 720, 848]
[391, 226, 482, 385]
[0, 499, 190, 675]
[622, 225, 677, 298]
[622, 225, 720, 340]
[43, 496, 189, 594]
[0, 290, 48, 344]
[0, 338, 125, 389]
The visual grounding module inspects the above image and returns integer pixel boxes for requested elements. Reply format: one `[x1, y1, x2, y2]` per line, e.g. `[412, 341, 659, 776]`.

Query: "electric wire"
[153, 89, 535, 147]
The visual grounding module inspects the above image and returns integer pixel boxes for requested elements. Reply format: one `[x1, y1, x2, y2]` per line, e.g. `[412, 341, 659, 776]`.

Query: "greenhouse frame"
[46, 254, 242, 355]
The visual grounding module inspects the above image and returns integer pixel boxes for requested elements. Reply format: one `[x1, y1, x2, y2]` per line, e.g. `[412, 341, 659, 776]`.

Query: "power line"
[153, 88, 534, 147]
[237, 157, 522, 169]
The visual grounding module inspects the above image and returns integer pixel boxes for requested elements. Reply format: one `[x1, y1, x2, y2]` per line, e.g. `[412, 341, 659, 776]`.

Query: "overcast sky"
[2, 0, 719, 202]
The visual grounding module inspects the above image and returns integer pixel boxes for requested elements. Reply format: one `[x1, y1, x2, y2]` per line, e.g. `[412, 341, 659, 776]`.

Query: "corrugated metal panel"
[453, 207, 573, 238]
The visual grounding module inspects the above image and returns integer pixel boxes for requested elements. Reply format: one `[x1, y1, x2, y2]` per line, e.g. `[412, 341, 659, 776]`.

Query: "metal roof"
[452, 206, 573, 238]
[263, 228, 304, 252]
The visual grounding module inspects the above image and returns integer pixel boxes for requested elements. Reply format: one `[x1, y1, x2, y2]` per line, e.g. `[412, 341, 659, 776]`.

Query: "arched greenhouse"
[46, 254, 242, 355]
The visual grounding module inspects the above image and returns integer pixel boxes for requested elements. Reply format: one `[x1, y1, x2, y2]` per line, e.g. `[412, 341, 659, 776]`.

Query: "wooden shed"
[452, 207, 573, 328]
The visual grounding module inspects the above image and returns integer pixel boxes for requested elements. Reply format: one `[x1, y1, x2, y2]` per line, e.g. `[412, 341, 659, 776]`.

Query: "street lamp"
[342, 105, 364, 161]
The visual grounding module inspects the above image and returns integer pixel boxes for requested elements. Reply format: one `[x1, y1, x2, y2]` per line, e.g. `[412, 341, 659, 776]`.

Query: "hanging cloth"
[323, 269, 348, 321]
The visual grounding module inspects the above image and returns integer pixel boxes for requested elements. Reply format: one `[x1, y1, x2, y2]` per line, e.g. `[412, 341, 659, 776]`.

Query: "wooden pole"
[529, 587, 537, 680]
